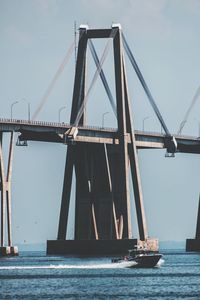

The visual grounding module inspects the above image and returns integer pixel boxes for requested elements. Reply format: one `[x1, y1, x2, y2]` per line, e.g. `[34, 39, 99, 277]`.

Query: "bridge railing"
[0, 118, 117, 132]
[0, 118, 199, 140]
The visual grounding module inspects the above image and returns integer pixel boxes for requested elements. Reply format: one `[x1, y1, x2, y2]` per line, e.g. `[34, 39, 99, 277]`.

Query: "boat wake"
[0, 261, 138, 270]
[156, 258, 165, 267]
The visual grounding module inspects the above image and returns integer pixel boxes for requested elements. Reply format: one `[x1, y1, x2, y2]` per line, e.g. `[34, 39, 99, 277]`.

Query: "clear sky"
[1, 0, 200, 245]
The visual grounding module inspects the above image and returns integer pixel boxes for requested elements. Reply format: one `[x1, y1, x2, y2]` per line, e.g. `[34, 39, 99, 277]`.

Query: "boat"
[111, 248, 163, 268]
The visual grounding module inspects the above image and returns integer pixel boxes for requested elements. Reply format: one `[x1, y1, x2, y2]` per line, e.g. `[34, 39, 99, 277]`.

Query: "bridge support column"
[47, 25, 158, 255]
[186, 196, 200, 252]
[0, 132, 18, 256]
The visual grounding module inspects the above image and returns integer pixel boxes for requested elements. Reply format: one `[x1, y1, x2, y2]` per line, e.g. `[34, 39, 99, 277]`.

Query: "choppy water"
[0, 250, 200, 299]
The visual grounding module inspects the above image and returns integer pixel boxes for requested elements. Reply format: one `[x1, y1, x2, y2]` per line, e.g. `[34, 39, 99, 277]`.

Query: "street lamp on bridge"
[10, 101, 19, 119]
[102, 111, 109, 128]
[11, 99, 31, 121]
[58, 106, 67, 123]
[142, 116, 150, 131]
[22, 99, 31, 122]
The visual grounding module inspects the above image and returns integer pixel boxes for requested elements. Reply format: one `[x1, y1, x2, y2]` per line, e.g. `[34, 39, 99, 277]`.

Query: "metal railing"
[0, 118, 199, 140]
[0, 118, 117, 132]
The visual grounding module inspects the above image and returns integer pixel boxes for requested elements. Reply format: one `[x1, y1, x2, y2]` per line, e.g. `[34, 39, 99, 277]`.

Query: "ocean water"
[0, 250, 200, 299]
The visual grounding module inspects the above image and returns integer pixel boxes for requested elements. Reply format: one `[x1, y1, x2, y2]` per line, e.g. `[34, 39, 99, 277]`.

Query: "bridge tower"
[0, 132, 18, 256]
[47, 24, 158, 255]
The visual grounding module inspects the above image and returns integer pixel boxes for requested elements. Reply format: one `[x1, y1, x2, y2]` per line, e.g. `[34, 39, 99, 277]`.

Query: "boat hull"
[112, 254, 162, 268]
[133, 254, 162, 268]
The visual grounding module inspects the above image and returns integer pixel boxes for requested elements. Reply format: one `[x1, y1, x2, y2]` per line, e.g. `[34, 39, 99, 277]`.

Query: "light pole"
[11, 101, 19, 119]
[102, 112, 109, 128]
[58, 106, 67, 123]
[193, 118, 200, 137]
[142, 116, 150, 131]
[22, 98, 31, 121]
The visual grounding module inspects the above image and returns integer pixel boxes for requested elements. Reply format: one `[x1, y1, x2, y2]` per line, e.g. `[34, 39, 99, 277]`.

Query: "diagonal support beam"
[113, 28, 132, 239]
[103, 144, 119, 239]
[122, 60, 148, 241]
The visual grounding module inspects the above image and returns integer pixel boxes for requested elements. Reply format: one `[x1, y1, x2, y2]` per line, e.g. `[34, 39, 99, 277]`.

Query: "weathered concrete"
[0, 246, 11, 256]
[10, 246, 19, 256]
[0, 246, 18, 256]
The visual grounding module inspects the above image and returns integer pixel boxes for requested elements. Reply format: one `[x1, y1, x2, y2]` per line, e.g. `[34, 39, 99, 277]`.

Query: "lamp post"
[142, 116, 150, 131]
[161, 125, 163, 134]
[58, 106, 67, 123]
[11, 101, 19, 119]
[102, 112, 109, 128]
[193, 118, 200, 137]
[22, 98, 31, 121]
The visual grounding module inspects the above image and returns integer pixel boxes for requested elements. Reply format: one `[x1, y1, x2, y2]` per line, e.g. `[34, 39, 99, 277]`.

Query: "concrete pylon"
[0, 132, 18, 256]
[47, 25, 158, 255]
[186, 195, 200, 251]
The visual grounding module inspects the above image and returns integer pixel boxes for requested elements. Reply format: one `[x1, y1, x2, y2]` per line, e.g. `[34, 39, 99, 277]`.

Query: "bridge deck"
[0, 118, 200, 153]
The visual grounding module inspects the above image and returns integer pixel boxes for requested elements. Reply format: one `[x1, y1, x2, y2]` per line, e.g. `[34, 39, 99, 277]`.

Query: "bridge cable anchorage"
[177, 85, 200, 135]
[88, 40, 117, 118]
[122, 33, 177, 156]
[74, 28, 118, 127]
[31, 31, 85, 121]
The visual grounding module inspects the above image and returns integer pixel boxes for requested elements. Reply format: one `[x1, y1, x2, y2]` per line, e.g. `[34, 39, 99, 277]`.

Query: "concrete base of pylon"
[47, 238, 159, 256]
[0, 246, 19, 256]
[186, 239, 200, 252]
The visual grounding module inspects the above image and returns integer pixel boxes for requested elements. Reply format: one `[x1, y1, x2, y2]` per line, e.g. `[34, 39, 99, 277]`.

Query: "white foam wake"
[156, 258, 165, 267]
[0, 261, 137, 270]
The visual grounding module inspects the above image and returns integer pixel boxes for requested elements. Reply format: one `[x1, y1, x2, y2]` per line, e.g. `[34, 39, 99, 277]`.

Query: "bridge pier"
[0, 132, 18, 256]
[186, 196, 200, 252]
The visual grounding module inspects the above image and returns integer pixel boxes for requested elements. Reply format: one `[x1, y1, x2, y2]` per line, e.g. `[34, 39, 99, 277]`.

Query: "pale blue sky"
[1, 0, 200, 245]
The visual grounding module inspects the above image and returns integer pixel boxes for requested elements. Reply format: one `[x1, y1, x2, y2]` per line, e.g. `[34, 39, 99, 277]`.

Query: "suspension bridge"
[1, 24, 200, 256]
